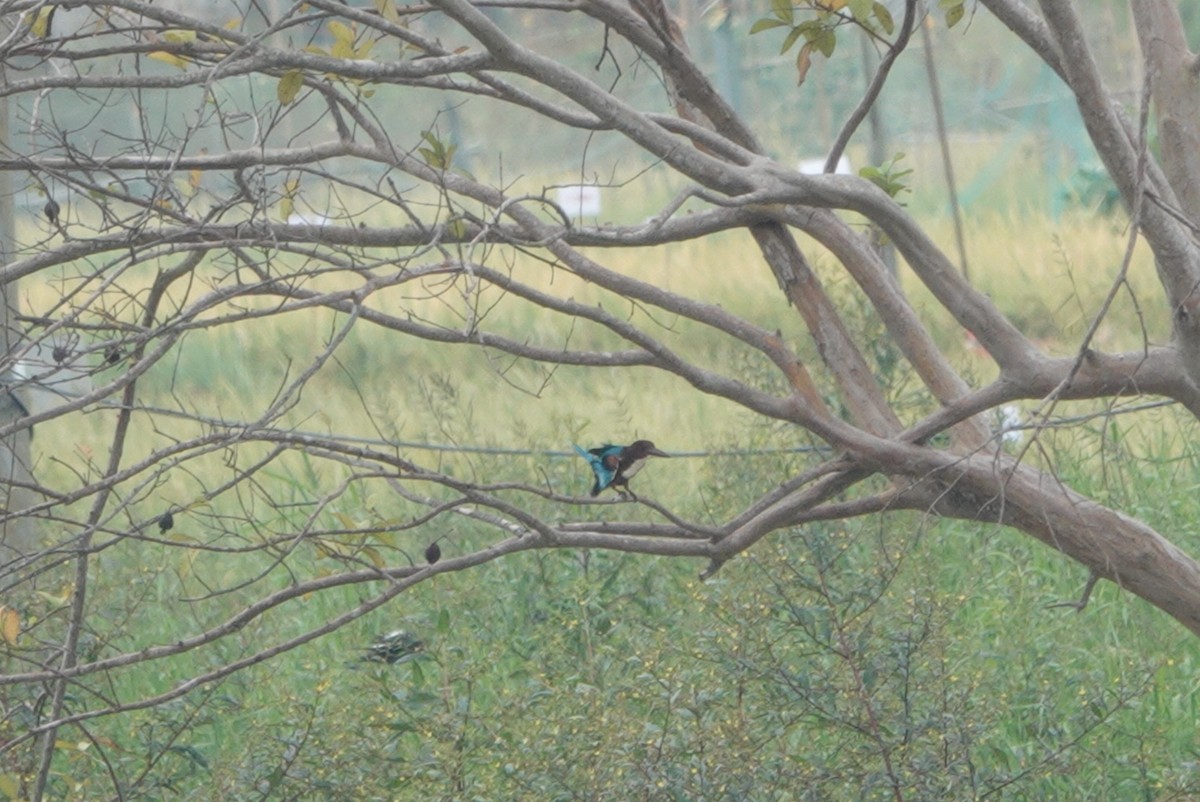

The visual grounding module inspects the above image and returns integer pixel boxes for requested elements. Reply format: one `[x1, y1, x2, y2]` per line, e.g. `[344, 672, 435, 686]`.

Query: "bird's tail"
[573, 444, 605, 496]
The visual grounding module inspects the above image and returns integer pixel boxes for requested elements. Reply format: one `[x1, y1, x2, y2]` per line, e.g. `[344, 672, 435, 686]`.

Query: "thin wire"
[341, 438, 831, 458]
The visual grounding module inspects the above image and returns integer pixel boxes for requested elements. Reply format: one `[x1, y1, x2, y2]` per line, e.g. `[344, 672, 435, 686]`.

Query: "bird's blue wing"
[573, 443, 616, 494]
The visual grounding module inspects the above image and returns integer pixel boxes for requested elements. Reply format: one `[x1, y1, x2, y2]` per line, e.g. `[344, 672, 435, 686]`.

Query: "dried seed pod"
[424, 541, 441, 565]
[158, 512, 174, 533]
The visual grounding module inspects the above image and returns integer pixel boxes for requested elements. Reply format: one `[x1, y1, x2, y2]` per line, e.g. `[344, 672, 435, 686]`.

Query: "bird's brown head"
[628, 440, 669, 458]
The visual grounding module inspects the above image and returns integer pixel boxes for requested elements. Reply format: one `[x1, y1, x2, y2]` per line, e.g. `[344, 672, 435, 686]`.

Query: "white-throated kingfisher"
[573, 440, 670, 499]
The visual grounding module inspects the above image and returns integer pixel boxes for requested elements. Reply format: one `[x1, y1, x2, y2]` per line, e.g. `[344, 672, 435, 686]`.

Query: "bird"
[573, 440, 670, 499]
[158, 512, 174, 533]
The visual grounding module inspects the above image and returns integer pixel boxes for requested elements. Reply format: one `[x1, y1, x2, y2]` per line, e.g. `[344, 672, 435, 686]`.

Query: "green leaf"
[873, 2, 894, 35]
[813, 28, 837, 57]
[779, 25, 804, 55]
[941, 0, 966, 27]
[408, 658, 426, 687]
[749, 17, 788, 34]
[418, 130, 455, 169]
[362, 546, 385, 568]
[770, 0, 794, 24]
[437, 607, 451, 634]
[277, 70, 303, 105]
[385, 720, 418, 734]
[166, 744, 209, 769]
[858, 152, 912, 197]
[848, 0, 872, 21]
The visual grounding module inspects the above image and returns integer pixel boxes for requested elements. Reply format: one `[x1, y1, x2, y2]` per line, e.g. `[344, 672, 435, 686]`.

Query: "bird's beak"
[649, 447, 670, 458]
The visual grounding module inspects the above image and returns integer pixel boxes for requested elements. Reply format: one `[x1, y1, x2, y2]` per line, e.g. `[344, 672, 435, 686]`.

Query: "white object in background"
[555, 185, 602, 217]
[798, 155, 853, 175]
[998, 404, 1024, 444]
[287, 212, 331, 227]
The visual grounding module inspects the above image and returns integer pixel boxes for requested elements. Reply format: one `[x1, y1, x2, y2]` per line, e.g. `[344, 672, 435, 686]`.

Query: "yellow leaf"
[0, 606, 19, 646]
[149, 51, 190, 70]
[277, 69, 303, 105]
[30, 7, 54, 38]
[224, 17, 243, 30]
[279, 178, 300, 221]
[329, 20, 355, 45]
[163, 29, 197, 44]
[375, 0, 402, 24]
[328, 20, 355, 58]
[189, 168, 203, 189]
[353, 38, 375, 59]
[795, 41, 813, 86]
